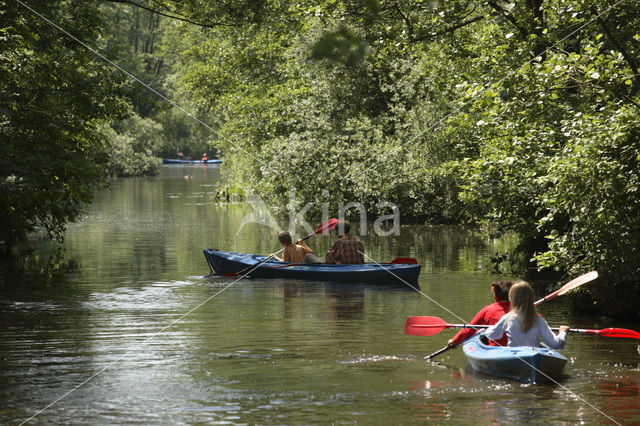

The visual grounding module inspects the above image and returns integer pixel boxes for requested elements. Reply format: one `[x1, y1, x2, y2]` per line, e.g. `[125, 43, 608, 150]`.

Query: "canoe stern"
[203, 249, 252, 274]
[463, 335, 567, 383]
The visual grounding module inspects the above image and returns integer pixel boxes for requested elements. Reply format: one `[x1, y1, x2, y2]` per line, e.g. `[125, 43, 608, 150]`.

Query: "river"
[1, 165, 638, 424]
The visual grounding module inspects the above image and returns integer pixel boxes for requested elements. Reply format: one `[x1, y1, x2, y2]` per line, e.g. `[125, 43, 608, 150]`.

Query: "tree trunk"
[133, 7, 139, 53]
[528, 0, 547, 60]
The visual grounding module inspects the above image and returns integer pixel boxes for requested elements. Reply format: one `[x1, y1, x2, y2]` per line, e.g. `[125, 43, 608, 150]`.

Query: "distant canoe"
[163, 158, 223, 164]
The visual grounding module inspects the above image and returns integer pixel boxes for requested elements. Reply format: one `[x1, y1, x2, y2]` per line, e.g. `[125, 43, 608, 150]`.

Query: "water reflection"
[0, 166, 638, 424]
[0, 243, 78, 287]
[597, 378, 640, 422]
[324, 285, 365, 321]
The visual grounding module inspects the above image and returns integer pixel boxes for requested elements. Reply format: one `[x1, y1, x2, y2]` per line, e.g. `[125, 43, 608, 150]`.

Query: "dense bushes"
[0, 0, 128, 254]
[169, 0, 640, 317]
[99, 2, 219, 170]
[459, 41, 640, 318]
[4, 0, 640, 317]
[103, 115, 162, 177]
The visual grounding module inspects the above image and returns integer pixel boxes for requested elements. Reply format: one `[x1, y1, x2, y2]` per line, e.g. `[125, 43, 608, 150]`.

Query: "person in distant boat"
[483, 281, 569, 349]
[178, 152, 185, 159]
[447, 280, 513, 349]
[324, 220, 364, 264]
[202, 153, 208, 162]
[272, 231, 313, 263]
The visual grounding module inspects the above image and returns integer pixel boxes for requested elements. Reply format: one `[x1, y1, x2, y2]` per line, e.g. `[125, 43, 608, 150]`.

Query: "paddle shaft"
[414, 322, 640, 338]
[425, 345, 452, 360]
[265, 233, 319, 265]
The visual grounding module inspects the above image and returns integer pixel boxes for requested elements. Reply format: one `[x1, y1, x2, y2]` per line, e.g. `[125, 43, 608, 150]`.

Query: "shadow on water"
[0, 243, 78, 286]
[282, 281, 368, 320]
[263, 279, 415, 322]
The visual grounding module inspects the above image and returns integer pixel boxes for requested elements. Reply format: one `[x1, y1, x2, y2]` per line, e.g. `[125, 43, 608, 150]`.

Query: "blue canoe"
[203, 249, 421, 288]
[463, 334, 567, 383]
[163, 158, 223, 164]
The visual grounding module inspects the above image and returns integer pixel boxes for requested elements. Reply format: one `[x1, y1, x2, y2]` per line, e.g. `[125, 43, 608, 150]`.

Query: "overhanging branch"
[411, 15, 485, 42]
[591, 4, 640, 95]
[487, 1, 529, 39]
[105, 0, 242, 28]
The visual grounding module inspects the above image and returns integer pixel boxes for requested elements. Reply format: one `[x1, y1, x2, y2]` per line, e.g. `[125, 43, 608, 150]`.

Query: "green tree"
[105, 114, 163, 177]
[457, 1, 640, 317]
[8, 0, 638, 316]
[167, 0, 640, 317]
[100, 1, 221, 161]
[0, 0, 129, 254]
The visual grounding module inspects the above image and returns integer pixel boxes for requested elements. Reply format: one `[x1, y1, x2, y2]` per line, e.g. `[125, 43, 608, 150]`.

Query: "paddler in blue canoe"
[272, 231, 314, 263]
[448, 280, 514, 349]
[276, 220, 365, 264]
[483, 281, 569, 349]
[323, 220, 364, 264]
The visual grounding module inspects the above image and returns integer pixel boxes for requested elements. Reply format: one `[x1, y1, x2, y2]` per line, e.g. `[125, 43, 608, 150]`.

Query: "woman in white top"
[484, 281, 570, 349]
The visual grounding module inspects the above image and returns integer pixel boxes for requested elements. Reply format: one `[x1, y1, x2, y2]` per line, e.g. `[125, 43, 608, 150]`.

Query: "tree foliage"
[0, 0, 129, 254]
[3, 0, 640, 317]
[99, 1, 218, 161]
[162, 0, 640, 317]
[104, 115, 162, 177]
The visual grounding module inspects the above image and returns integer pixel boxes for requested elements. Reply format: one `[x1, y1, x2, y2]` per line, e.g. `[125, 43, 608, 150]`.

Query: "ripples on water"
[0, 166, 638, 424]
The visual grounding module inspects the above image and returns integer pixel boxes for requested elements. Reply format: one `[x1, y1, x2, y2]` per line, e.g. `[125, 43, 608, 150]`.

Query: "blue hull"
[163, 158, 222, 164]
[463, 335, 567, 383]
[203, 249, 421, 288]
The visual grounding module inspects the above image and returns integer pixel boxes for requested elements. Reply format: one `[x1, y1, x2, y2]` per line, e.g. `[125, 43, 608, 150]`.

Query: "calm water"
[1, 166, 638, 424]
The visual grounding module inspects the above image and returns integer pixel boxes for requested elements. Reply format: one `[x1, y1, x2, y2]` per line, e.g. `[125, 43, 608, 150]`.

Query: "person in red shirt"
[448, 280, 513, 348]
[201, 153, 208, 162]
[324, 220, 364, 264]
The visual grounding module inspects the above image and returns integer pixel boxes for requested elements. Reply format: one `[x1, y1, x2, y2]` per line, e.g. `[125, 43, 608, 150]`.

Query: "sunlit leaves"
[139, 0, 640, 316]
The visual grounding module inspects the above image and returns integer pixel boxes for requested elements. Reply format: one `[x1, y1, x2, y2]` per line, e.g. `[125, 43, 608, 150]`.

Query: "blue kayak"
[203, 249, 421, 288]
[463, 334, 567, 383]
[163, 158, 223, 164]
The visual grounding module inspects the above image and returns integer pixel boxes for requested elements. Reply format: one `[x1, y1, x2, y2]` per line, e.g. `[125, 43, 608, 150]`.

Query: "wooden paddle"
[223, 218, 338, 277]
[419, 271, 600, 360]
[405, 315, 640, 339]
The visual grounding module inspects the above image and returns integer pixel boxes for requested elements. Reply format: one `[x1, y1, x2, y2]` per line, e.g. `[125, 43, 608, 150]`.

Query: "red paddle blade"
[586, 328, 640, 339]
[405, 316, 450, 336]
[314, 218, 339, 235]
[556, 271, 598, 296]
[389, 257, 418, 264]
